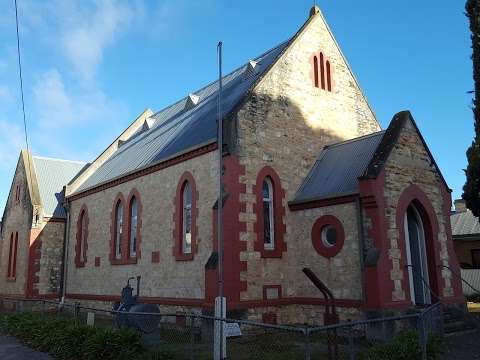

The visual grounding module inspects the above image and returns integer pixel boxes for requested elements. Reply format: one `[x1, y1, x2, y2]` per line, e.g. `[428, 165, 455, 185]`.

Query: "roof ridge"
[151, 39, 291, 119]
[323, 130, 385, 151]
[33, 155, 86, 164]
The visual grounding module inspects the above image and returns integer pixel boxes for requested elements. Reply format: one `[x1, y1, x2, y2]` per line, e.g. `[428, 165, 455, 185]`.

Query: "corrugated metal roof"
[33, 157, 87, 217]
[460, 269, 480, 296]
[292, 131, 385, 204]
[451, 210, 480, 237]
[75, 39, 291, 193]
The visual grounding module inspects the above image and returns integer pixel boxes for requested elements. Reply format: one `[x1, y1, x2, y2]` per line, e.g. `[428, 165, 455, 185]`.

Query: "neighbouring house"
[0, 150, 86, 299]
[451, 199, 480, 298]
[452, 199, 480, 269]
[0, 5, 464, 325]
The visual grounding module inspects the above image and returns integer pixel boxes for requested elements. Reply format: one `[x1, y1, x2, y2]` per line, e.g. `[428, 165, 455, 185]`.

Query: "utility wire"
[14, 0, 34, 201]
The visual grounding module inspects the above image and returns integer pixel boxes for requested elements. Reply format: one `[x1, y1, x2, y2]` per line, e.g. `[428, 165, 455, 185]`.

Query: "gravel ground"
[0, 334, 53, 360]
[440, 330, 480, 360]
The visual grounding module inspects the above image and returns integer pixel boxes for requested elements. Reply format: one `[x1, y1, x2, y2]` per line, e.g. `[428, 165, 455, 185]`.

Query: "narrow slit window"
[313, 56, 319, 87]
[182, 182, 192, 254]
[7, 233, 13, 277]
[129, 197, 138, 257]
[12, 232, 18, 278]
[319, 52, 326, 90]
[326, 60, 332, 91]
[262, 177, 275, 250]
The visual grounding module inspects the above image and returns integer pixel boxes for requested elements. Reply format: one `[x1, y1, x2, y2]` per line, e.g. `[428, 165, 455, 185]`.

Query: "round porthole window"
[311, 215, 345, 258]
[321, 225, 337, 247]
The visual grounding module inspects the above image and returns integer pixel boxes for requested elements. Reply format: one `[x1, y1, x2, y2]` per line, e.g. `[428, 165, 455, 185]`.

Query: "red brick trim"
[94, 257, 101, 267]
[262, 312, 277, 324]
[26, 229, 41, 297]
[173, 172, 198, 261]
[440, 186, 464, 303]
[395, 184, 441, 303]
[6, 233, 14, 278]
[231, 297, 363, 310]
[253, 166, 286, 258]
[126, 188, 142, 261]
[110, 193, 126, 265]
[151, 251, 160, 263]
[65, 293, 204, 306]
[69, 143, 217, 201]
[289, 194, 357, 211]
[75, 205, 89, 267]
[262, 285, 282, 300]
[43, 217, 66, 223]
[311, 215, 345, 258]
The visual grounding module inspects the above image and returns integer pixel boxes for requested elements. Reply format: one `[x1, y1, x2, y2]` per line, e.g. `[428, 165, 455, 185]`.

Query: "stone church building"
[0, 6, 464, 324]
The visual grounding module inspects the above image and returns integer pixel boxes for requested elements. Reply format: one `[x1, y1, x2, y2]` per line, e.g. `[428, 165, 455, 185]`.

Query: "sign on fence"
[224, 322, 242, 338]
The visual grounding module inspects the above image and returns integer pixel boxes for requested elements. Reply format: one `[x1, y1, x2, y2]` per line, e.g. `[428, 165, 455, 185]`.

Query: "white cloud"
[0, 119, 24, 170]
[33, 69, 125, 128]
[61, 0, 141, 81]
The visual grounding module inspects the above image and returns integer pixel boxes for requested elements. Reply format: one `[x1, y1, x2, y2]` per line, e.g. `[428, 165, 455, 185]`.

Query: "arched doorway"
[404, 204, 431, 305]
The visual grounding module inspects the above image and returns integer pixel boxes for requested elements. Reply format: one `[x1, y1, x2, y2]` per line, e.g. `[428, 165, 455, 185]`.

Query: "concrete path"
[0, 334, 53, 360]
[441, 330, 480, 360]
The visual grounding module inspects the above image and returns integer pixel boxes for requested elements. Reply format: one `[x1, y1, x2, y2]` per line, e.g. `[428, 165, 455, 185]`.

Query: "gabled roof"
[74, 40, 291, 194]
[291, 131, 385, 204]
[32, 156, 87, 217]
[291, 111, 449, 206]
[451, 210, 480, 238]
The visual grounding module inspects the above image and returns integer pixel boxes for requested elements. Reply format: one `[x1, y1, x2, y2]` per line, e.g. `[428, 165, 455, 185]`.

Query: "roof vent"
[142, 117, 155, 131]
[243, 60, 258, 79]
[185, 93, 200, 110]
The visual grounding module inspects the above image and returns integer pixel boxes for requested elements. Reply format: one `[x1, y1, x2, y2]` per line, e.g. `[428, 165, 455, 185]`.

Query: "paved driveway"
[0, 335, 53, 360]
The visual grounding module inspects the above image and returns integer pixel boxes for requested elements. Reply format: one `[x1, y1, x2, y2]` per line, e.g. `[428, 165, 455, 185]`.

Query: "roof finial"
[310, 1, 320, 17]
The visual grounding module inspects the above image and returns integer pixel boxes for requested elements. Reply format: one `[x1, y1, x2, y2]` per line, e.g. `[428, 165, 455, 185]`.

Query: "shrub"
[0, 312, 143, 360]
[360, 330, 443, 360]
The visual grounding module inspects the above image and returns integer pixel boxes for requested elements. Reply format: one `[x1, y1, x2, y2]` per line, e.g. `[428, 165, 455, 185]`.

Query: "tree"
[463, 0, 480, 218]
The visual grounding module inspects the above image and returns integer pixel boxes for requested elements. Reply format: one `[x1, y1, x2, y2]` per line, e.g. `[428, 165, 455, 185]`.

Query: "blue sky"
[0, 0, 473, 211]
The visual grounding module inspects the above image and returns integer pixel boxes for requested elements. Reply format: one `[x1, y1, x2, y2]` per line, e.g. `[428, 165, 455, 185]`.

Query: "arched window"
[313, 56, 319, 87]
[129, 196, 138, 257]
[319, 52, 326, 90]
[182, 182, 192, 254]
[114, 200, 123, 259]
[326, 60, 332, 92]
[75, 206, 88, 267]
[262, 177, 275, 250]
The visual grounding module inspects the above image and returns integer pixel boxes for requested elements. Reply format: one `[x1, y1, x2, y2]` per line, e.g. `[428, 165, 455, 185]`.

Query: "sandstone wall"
[235, 12, 378, 302]
[0, 158, 33, 295]
[65, 151, 218, 299]
[383, 119, 454, 300]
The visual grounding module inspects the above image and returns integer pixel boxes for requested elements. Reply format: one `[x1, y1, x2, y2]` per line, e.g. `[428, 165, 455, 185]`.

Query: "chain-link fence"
[0, 297, 443, 360]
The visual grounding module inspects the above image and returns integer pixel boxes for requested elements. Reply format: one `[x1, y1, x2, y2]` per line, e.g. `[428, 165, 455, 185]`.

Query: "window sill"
[6, 277, 16, 282]
[175, 253, 194, 261]
[110, 257, 138, 265]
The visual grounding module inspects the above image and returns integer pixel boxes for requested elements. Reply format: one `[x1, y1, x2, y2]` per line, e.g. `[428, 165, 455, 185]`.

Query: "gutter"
[355, 197, 366, 303]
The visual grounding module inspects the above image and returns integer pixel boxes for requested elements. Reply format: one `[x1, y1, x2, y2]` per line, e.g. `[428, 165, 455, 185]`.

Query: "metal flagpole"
[215, 41, 226, 360]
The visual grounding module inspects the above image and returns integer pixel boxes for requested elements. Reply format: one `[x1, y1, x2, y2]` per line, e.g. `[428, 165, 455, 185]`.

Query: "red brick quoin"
[173, 171, 198, 261]
[311, 215, 345, 258]
[253, 166, 286, 258]
[75, 205, 89, 267]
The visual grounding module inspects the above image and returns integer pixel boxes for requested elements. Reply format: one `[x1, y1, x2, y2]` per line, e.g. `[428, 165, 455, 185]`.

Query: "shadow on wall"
[27, 219, 63, 298]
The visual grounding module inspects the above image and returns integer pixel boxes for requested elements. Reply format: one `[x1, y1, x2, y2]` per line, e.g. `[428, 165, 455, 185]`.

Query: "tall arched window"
[114, 200, 123, 259]
[182, 182, 192, 254]
[75, 206, 89, 267]
[129, 196, 138, 257]
[262, 177, 275, 250]
[326, 60, 332, 92]
[313, 56, 319, 87]
[319, 52, 326, 90]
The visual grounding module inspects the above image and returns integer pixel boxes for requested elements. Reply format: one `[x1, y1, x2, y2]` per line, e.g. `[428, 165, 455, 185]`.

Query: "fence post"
[190, 315, 196, 360]
[74, 302, 80, 324]
[348, 332, 355, 360]
[418, 314, 427, 360]
[304, 327, 311, 360]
